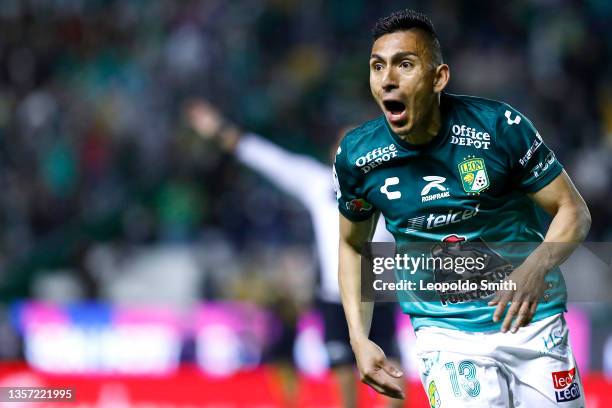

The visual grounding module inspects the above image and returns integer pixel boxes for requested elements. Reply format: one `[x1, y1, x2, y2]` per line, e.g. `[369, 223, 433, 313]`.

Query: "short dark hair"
[372, 9, 443, 66]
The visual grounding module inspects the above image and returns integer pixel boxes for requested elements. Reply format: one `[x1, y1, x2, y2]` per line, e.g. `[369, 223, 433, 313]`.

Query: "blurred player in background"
[186, 101, 405, 407]
[335, 9, 591, 406]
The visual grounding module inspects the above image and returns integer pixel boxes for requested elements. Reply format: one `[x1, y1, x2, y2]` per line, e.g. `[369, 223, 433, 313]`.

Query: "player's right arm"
[338, 212, 376, 341]
[334, 135, 404, 399]
[338, 213, 404, 399]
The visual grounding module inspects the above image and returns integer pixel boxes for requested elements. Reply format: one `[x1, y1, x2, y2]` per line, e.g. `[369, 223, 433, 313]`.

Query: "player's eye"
[371, 62, 384, 71]
[400, 60, 413, 69]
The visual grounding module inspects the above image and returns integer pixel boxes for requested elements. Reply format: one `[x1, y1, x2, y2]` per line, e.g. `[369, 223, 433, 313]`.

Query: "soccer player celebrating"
[185, 101, 405, 407]
[334, 9, 590, 406]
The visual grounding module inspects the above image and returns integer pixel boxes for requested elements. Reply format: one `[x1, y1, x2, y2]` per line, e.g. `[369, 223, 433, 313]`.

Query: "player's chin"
[388, 121, 412, 135]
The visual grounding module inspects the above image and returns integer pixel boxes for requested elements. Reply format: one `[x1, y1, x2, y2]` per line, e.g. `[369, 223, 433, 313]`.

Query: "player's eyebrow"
[370, 51, 419, 62]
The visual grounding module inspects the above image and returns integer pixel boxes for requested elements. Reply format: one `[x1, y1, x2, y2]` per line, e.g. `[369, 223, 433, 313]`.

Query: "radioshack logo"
[552, 368, 581, 403]
[355, 144, 398, 174]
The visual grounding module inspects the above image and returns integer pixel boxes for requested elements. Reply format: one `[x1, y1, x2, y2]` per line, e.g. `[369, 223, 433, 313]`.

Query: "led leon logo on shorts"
[552, 367, 581, 403]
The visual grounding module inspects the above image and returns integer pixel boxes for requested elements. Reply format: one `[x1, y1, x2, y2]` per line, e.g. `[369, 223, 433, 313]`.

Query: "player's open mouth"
[382, 100, 407, 125]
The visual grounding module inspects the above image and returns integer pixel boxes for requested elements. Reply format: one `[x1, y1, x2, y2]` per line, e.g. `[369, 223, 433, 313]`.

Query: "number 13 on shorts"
[420, 352, 510, 408]
[443, 360, 481, 398]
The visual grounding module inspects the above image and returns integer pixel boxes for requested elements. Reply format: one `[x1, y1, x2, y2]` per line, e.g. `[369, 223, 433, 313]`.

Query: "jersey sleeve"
[333, 140, 377, 221]
[498, 105, 563, 193]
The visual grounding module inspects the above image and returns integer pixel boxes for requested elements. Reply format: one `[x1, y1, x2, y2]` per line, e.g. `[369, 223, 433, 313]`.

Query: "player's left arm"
[490, 104, 591, 332]
[528, 170, 591, 247]
[491, 171, 591, 332]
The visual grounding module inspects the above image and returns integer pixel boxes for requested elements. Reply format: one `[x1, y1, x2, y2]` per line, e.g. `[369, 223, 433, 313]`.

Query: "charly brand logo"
[355, 144, 398, 174]
[458, 157, 489, 194]
[421, 176, 450, 202]
[505, 110, 521, 125]
[380, 177, 401, 200]
[552, 368, 581, 403]
[450, 124, 491, 150]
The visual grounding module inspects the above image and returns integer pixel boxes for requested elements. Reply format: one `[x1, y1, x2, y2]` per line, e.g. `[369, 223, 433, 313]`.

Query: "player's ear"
[433, 64, 449, 93]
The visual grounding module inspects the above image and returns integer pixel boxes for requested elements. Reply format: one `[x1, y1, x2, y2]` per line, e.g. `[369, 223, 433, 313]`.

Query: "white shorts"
[414, 314, 585, 407]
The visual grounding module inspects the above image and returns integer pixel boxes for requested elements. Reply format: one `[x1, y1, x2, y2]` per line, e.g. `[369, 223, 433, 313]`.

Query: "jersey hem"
[410, 304, 566, 333]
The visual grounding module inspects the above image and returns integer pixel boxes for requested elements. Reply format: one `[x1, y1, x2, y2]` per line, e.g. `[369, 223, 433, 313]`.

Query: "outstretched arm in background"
[185, 101, 328, 204]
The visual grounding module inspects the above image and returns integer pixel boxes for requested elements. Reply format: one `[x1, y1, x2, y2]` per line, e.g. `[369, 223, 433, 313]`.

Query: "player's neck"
[397, 98, 442, 145]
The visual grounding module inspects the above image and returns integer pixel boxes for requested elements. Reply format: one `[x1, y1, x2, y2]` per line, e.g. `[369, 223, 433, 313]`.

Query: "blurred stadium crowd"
[0, 0, 611, 367]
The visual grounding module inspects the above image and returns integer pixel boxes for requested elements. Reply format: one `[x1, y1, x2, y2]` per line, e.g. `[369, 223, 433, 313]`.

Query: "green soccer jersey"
[333, 92, 566, 332]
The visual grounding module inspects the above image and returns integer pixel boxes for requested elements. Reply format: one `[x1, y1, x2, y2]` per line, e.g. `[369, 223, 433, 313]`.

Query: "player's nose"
[381, 68, 399, 92]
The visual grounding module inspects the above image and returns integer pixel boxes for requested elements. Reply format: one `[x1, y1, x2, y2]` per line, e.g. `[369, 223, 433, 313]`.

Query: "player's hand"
[185, 100, 226, 139]
[351, 337, 405, 399]
[488, 263, 548, 333]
